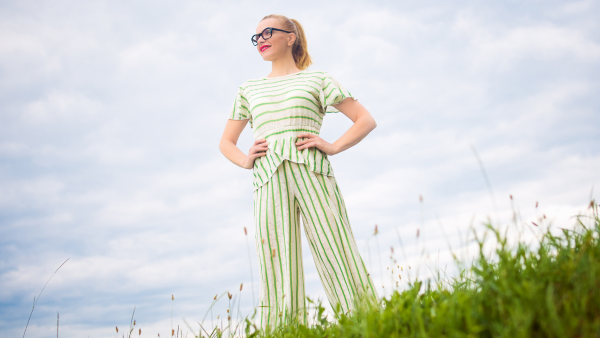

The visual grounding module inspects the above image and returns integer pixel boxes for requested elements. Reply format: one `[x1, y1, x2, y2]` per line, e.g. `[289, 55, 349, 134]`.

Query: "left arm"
[295, 97, 377, 155]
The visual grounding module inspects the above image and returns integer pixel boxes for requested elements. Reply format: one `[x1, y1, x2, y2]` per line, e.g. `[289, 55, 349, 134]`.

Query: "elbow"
[219, 138, 237, 156]
[356, 114, 377, 131]
[218, 139, 226, 155]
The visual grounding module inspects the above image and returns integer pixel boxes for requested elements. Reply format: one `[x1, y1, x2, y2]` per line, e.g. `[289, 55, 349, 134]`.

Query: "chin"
[261, 54, 275, 61]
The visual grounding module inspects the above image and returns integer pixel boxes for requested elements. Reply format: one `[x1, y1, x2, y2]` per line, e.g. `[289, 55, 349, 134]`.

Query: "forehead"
[256, 18, 282, 33]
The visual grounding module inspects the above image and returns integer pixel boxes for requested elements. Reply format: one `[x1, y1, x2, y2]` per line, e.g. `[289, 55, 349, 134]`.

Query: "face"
[255, 18, 295, 61]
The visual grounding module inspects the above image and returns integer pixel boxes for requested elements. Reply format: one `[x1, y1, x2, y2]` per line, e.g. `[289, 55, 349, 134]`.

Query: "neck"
[268, 54, 301, 78]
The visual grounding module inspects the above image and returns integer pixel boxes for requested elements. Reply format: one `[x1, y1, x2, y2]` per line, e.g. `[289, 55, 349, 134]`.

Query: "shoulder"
[302, 69, 328, 79]
[304, 70, 341, 87]
[239, 76, 268, 92]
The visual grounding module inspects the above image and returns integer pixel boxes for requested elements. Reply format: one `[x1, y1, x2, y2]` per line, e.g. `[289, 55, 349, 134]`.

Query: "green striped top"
[228, 69, 356, 191]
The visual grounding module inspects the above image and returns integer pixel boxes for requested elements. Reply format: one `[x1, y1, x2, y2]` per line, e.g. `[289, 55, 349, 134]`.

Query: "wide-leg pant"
[253, 159, 378, 329]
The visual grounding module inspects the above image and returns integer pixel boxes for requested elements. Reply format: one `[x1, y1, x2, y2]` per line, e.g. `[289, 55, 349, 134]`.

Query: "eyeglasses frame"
[251, 27, 294, 46]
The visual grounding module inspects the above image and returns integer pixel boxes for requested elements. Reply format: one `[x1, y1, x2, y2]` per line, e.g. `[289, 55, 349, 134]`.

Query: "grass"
[189, 200, 600, 338]
[99, 199, 599, 338]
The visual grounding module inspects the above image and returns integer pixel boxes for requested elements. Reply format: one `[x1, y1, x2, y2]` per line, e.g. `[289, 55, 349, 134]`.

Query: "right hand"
[241, 139, 268, 169]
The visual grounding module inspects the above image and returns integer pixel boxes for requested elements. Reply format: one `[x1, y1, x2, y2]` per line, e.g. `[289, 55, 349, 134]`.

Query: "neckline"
[262, 70, 305, 79]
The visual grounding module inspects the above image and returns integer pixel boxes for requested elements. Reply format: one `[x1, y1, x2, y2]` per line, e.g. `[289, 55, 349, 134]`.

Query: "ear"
[287, 33, 296, 46]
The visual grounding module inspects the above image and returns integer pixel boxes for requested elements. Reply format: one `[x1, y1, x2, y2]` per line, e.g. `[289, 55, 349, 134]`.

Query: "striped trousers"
[253, 159, 378, 329]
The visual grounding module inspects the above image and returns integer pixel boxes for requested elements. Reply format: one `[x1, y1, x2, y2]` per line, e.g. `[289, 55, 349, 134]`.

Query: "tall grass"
[231, 200, 599, 338]
[23, 258, 69, 338]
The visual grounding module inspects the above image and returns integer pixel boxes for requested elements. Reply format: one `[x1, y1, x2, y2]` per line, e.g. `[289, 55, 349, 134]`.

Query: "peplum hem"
[252, 136, 334, 191]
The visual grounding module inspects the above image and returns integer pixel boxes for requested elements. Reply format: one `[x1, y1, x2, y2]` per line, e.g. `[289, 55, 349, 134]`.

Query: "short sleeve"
[319, 73, 357, 113]
[228, 86, 252, 127]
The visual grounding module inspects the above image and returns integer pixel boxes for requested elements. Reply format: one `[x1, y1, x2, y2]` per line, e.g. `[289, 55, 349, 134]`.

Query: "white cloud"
[0, 1, 598, 337]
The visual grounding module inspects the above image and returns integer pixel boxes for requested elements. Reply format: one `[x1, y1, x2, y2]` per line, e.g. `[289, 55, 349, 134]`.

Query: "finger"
[250, 152, 266, 161]
[298, 142, 316, 150]
[250, 144, 269, 152]
[252, 149, 267, 155]
[297, 137, 317, 143]
[296, 138, 317, 146]
[254, 139, 267, 145]
[250, 148, 267, 156]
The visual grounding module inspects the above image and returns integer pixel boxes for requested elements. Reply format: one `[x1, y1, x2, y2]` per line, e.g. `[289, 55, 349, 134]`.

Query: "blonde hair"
[261, 14, 313, 70]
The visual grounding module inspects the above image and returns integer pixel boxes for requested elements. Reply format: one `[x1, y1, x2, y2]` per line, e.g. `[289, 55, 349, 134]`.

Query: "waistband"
[254, 125, 320, 141]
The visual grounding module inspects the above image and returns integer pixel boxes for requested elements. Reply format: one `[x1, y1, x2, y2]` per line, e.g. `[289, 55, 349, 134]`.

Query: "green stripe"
[325, 86, 342, 102]
[254, 105, 320, 121]
[294, 198, 307, 325]
[250, 96, 319, 113]
[231, 91, 250, 119]
[328, 176, 367, 293]
[249, 88, 319, 105]
[298, 164, 354, 305]
[243, 74, 323, 89]
[271, 172, 285, 319]
[245, 78, 322, 96]
[263, 128, 318, 140]
[291, 161, 350, 308]
[247, 82, 321, 102]
[285, 160, 345, 305]
[264, 152, 274, 173]
[334, 182, 377, 299]
[258, 159, 269, 182]
[320, 152, 324, 172]
[257, 187, 271, 327]
[282, 162, 303, 321]
[316, 174, 361, 295]
[293, 182, 341, 307]
[231, 96, 238, 119]
[255, 115, 322, 130]
[280, 162, 294, 318]
[254, 160, 264, 182]
[252, 190, 264, 328]
[264, 181, 278, 326]
[298, 203, 341, 305]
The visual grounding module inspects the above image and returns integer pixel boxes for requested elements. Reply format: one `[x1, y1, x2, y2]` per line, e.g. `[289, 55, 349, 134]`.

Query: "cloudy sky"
[1, 0, 598, 337]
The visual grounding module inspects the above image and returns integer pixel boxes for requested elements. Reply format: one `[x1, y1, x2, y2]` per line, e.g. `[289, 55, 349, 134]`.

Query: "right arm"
[219, 119, 268, 169]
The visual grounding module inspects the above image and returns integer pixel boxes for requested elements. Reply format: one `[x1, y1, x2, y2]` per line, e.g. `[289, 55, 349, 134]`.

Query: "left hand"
[295, 133, 339, 156]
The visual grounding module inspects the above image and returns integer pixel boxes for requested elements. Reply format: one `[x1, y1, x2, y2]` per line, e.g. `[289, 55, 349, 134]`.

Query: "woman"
[219, 14, 378, 330]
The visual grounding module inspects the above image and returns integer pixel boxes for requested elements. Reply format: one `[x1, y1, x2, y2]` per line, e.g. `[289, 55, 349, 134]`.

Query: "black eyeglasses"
[251, 27, 293, 46]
